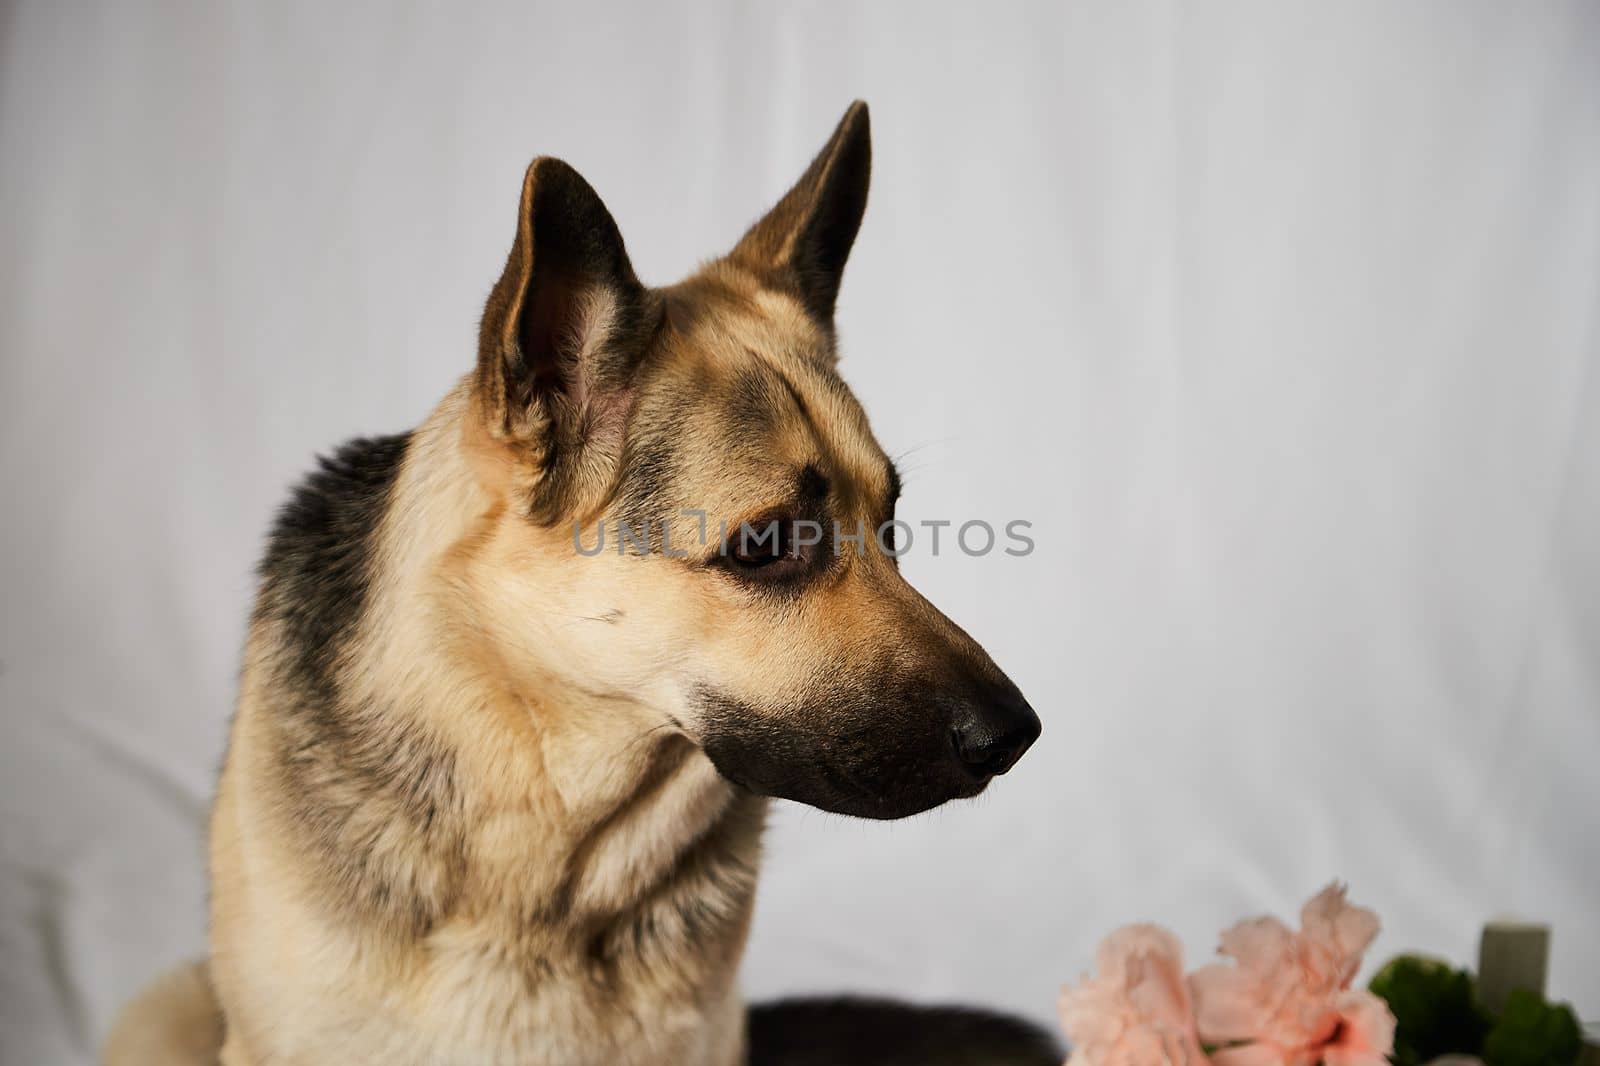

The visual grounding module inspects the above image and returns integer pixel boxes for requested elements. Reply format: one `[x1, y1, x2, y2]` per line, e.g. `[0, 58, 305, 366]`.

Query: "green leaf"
[1369, 955, 1492, 1064]
[1481, 987, 1582, 1066]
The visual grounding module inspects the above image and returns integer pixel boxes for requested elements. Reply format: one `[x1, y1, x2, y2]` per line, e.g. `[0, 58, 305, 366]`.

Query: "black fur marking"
[254, 434, 466, 937]
[257, 434, 411, 703]
[797, 463, 829, 503]
[612, 432, 679, 532]
[748, 997, 1062, 1066]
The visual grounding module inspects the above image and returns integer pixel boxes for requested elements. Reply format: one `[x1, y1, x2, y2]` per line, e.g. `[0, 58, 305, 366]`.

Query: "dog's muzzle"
[697, 673, 1042, 820]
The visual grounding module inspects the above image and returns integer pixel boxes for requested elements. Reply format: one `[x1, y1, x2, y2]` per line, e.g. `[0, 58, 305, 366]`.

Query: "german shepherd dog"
[106, 102, 1055, 1066]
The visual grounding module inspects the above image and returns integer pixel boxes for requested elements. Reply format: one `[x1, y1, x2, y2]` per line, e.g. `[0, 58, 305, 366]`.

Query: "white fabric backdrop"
[3, 2, 1597, 1062]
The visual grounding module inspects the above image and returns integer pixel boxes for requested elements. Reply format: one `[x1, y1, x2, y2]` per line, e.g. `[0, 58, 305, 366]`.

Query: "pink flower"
[1190, 884, 1395, 1066]
[1058, 924, 1207, 1066]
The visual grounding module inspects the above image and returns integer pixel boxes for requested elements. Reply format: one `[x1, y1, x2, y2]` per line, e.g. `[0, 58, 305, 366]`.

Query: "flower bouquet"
[1056, 885, 1589, 1066]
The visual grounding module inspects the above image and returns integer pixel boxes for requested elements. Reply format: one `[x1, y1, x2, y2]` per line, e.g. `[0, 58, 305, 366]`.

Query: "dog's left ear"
[476, 157, 657, 520]
[730, 100, 871, 326]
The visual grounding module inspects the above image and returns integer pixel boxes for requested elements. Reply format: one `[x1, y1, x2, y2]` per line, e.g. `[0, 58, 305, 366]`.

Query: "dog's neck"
[263, 383, 764, 1025]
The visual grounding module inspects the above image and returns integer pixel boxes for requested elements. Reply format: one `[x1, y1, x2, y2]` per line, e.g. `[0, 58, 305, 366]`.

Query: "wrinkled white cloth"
[3, 3, 1598, 1065]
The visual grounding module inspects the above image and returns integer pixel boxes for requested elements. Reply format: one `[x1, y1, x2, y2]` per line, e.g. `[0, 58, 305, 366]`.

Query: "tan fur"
[105, 961, 224, 1066]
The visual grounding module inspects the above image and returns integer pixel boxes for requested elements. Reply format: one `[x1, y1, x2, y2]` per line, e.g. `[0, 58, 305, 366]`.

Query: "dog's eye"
[722, 516, 815, 579]
[729, 519, 791, 568]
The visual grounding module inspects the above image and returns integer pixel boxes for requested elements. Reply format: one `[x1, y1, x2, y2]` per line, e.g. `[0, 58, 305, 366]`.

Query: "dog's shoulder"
[242, 430, 469, 936]
[261, 432, 412, 592]
[256, 433, 412, 684]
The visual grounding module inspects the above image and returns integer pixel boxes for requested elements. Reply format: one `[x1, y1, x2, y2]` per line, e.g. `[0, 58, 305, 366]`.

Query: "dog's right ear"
[729, 101, 871, 327]
[475, 158, 655, 519]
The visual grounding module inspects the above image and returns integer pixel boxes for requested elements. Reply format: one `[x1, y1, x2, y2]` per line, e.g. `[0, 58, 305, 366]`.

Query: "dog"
[105, 101, 1055, 1066]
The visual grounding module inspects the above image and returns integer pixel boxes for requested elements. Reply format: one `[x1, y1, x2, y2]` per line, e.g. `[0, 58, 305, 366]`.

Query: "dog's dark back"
[749, 998, 1063, 1066]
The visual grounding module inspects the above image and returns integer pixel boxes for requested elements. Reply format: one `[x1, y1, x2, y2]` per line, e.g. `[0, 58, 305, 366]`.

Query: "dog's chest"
[278, 801, 764, 1066]
[227, 874, 752, 1066]
[283, 1003, 740, 1066]
[374, 929, 745, 1066]
[305, 971, 728, 1065]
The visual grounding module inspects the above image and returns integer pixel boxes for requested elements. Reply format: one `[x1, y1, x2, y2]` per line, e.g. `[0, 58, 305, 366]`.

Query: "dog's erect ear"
[476, 158, 656, 517]
[730, 100, 871, 325]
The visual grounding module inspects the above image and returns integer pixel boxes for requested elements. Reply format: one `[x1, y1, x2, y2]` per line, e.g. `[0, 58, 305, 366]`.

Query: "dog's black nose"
[949, 684, 1040, 779]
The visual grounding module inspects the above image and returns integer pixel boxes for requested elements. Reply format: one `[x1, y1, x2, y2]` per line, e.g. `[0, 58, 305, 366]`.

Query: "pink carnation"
[1058, 924, 1207, 1066]
[1189, 884, 1395, 1066]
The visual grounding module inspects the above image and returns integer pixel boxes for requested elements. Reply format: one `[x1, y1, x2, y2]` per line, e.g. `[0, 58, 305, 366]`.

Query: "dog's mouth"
[712, 750, 993, 820]
[704, 744, 992, 820]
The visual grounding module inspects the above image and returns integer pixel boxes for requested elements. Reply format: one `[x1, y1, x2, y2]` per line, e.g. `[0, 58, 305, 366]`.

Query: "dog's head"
[466, 102, 1038, 819]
